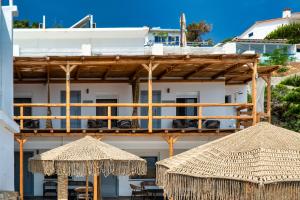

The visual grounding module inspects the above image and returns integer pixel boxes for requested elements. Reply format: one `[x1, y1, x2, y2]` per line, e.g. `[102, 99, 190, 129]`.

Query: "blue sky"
[10, 0, 300, 42]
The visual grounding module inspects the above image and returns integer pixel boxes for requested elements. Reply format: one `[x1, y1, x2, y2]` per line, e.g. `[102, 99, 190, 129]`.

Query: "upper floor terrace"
[13, 28, 228, 57]
[13, 54, 278, 138]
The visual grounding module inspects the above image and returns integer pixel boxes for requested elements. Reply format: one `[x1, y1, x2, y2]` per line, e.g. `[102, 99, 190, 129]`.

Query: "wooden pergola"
[13, 54, 278, 200]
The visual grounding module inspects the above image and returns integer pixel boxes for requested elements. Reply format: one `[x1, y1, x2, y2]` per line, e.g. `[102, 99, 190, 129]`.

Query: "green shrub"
[266, 23, 300, 44]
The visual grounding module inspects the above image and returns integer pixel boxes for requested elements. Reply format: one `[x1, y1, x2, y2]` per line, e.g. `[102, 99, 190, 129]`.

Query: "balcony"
[14, 102, 254, 136]
[13, 54, 277, 137]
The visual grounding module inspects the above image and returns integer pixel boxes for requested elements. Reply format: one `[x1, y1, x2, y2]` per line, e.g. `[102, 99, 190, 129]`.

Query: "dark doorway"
[96, 99, 118, 128]
[61, 91, 81, 128]
[14, 152, 34, 197]
[140, 91, 161, 129]
[14, 98, 32, 125]
[101, 174, 118, 197]
[176, 98, 197, 125]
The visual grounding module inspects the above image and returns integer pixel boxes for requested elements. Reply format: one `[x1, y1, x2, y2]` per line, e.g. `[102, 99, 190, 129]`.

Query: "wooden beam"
[14, 78, 226, 84]
[252, 61, 258, 125]
[15, 66, 22, 81]
[74, 66, 81, 80]
[102, 66, 111, 80]
[156, 65, 177, 80]
[184, 64, 212, 79]
[130, 66, 145, 81]
[14, 56, 258, 66]
[211, 64, 242, 79]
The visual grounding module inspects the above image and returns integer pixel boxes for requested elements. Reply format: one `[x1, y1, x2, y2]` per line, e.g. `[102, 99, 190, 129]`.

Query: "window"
[130, 156, 157, 179]
[154, 36, 167, 44]
[175, 36, 180, 45]
[225, 95, 232, 103]
[248, 32, 254, 38]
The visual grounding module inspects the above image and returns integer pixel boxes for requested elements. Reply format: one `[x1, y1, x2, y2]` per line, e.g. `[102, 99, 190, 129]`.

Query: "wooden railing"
[14, 103, 254, 132]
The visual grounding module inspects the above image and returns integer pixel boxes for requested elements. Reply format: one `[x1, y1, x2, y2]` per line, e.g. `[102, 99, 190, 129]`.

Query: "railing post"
[198, 106, 202, 129]
[20, 106, 24, 130]
[236, 110, 241, 129]
[252, 61, 258, 125]
[107, 106, 112, 129]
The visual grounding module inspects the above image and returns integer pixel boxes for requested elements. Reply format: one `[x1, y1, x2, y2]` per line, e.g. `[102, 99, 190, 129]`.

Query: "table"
[144, 186, 164, 200]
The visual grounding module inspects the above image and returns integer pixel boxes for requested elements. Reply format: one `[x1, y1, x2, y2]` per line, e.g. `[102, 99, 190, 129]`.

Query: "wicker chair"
[130, 184, 148, 200]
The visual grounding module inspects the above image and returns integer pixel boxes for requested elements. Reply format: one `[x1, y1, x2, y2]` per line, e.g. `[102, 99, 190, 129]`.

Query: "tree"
[271, 75, 300, 132]
[265, 23, 300, 44]
[14, 20, 39, 28]
[186, 21, 211, 42]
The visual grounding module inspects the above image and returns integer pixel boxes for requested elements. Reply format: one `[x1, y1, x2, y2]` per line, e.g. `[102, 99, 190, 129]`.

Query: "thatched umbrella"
[156, 122, 300, 200]
[180, 13, 187, 47]
[29, 136, 147, 200]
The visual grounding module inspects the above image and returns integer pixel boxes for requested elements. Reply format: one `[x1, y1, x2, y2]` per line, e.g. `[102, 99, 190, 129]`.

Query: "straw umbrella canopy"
[180, 13, 187, 47]
[156, 122, 300, 200]
[29, 136, 147, 200]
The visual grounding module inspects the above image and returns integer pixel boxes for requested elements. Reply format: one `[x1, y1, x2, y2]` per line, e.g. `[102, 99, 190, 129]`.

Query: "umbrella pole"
[99, 175, 102, 200]
[86, 174, 89, 200]
[57, 175, 68, 200]
[93, 175, 98, 200]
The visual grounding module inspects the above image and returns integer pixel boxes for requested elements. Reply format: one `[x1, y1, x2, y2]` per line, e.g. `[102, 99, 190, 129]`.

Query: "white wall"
[14, 28, 148, 56]
[0, 126, 14, 190]
[0, 3, 19, 191]
[239, 19, 289, 39]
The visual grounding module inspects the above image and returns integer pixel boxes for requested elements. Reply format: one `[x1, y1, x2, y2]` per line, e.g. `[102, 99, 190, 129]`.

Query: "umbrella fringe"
[29, 159, 147, 177]
[156, 165, 169, 187]
[165, 173, 300, 200]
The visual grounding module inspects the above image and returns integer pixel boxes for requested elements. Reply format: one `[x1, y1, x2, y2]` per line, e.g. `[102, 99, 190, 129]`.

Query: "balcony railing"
[14, 103, 254, 133]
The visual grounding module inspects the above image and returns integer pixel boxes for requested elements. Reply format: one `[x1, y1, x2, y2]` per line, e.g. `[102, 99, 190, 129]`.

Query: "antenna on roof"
[39, 15, 46, 29]
[70, 15, 95, 28]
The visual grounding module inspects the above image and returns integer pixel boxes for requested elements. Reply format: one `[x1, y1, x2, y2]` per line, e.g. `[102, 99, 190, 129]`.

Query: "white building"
[220, 9, 300, 60]
[0, 1, 19, 191]
[240, 8, 300, 40]
[12, 16, 277, 199]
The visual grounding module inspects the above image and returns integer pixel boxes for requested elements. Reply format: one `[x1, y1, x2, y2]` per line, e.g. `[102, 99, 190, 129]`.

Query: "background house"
[220, 9, 300, 60]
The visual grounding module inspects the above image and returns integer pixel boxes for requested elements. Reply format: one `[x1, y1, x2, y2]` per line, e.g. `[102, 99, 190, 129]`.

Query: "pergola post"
[142, 62, 159, 133]
[261, 74, 272, 123]
[16, 138, 27, 200]
[66, 64, 71, 133]
[251, 61, 258, 125]
[266, 74, 272, 123]
[57, 175, 68, 200]
[148, 63, 153, 133]
[163, 136, 178, 157]
[46, 65, 53, 129]
[163, 136, 178, 200]
[60, 64, 77, 133]
[131, 79, 140, 128]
